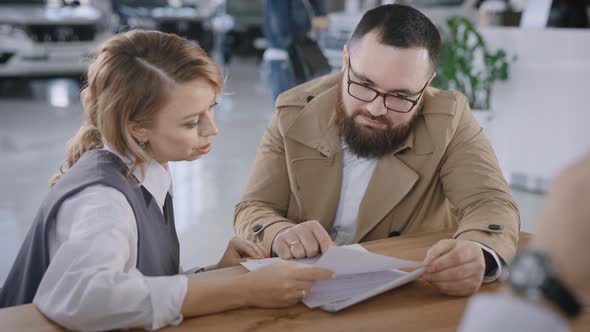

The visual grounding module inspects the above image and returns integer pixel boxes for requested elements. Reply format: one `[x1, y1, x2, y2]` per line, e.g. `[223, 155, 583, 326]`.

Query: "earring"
[139, 142, 146, 149]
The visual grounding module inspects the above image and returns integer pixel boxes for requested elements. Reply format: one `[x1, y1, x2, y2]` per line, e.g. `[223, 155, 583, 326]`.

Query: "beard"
[335, 83, 419, 159]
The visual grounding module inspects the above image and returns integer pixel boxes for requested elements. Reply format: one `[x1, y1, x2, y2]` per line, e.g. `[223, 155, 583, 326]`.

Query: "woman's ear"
[128, 121, 149, 145]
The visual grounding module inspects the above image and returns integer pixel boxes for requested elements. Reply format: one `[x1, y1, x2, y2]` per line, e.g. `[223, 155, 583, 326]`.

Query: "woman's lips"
[195, 144, 211, 154]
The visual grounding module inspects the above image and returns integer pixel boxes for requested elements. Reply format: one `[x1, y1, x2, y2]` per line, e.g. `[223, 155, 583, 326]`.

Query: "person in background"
[460, 152, 590, 331]
[0, 30, 334, 331]
[263, 0, 329, 103]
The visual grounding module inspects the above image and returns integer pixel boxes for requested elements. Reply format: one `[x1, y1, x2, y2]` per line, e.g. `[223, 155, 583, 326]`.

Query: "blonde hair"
[50, 30, 224, 187]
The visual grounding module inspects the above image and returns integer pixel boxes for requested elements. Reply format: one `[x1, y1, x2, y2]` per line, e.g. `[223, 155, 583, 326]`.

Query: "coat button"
[252, 224, 263, 232]
[488, 224, 502, 231]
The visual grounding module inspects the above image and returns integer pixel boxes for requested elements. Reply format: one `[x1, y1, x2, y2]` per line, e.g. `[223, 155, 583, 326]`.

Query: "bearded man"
[234, 4, 519, 297]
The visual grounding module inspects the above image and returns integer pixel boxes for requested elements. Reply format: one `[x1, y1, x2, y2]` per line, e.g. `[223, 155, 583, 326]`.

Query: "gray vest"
[0, 150, 180, 308]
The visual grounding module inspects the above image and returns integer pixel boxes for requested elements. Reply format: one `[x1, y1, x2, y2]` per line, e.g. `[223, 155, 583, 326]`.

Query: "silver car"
[0, 0, 111, 78]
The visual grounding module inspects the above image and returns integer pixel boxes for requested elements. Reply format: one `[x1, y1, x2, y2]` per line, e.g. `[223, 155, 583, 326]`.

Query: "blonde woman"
[0, 30, 334, 331]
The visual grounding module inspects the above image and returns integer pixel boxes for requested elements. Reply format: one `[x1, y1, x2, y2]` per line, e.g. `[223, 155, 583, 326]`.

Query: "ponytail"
[49, 123, 102, 187]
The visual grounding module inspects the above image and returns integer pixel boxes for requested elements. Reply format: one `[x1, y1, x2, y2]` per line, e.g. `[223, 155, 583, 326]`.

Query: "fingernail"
[331, 273, 336, 279]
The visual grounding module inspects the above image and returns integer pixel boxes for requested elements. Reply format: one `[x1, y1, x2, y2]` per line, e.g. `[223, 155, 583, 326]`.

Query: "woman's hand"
[239, 261, 335, 308]
[216, 237, 266, 269]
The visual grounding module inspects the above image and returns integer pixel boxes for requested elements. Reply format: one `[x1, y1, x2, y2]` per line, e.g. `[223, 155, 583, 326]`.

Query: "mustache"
[350, 110, 393, 127]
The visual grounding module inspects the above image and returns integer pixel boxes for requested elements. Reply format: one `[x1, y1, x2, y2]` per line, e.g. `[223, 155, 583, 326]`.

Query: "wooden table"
[1, 231, 588, 331]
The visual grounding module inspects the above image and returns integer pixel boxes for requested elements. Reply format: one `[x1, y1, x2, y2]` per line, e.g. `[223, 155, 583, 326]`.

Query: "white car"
[0, 0, 112, 78]
[112, 0, 225, 54]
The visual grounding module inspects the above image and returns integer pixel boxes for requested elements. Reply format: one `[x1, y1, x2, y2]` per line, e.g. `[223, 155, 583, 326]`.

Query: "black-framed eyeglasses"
[346, 57, 429, 114]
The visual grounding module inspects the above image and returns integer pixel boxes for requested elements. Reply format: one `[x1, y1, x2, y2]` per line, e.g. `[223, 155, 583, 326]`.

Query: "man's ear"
[128, 121, 149, 145]
[342, 45, 349, 73]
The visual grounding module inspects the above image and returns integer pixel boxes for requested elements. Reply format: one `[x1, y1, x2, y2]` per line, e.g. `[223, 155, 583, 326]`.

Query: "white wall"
[480, 27, 590, 191]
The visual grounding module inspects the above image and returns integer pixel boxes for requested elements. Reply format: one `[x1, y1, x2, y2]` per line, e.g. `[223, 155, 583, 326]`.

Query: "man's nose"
[366, 95, 388, 117]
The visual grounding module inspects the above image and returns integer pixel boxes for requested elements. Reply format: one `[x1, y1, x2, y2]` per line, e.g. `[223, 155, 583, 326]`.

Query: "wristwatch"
[506, 248, 581, 317]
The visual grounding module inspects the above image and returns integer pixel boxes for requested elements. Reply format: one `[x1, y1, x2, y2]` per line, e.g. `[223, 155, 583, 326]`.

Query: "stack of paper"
[241, 244, 426, 312]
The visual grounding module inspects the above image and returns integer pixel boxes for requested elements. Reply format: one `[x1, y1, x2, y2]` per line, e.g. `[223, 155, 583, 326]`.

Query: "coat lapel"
[353, 107, 439, 241]
[354, 142, 419, 242]
[285, 86, 343, 229]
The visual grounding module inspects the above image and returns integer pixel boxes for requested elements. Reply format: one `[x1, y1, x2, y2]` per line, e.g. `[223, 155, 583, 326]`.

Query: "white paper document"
[240, 244, 366, 271]
[241, 244, 426, 312]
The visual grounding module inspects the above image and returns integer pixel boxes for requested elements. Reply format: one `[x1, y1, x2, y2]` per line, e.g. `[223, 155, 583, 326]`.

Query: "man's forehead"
[349, 33, 432, 91]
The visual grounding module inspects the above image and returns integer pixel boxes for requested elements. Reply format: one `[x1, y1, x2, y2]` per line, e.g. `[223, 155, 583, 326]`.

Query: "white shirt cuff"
[144, 274, 188, 330]
[459, 293, 568, 332]
[473, 242, 503, 283]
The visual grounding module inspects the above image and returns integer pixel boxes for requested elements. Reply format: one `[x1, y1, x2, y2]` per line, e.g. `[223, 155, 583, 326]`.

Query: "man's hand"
[423, 239, 486, 296]
[272, 220, 334, 259]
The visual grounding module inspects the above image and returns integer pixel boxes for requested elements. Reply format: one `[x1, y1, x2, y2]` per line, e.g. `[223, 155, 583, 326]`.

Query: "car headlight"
[0, 24, 29, 40]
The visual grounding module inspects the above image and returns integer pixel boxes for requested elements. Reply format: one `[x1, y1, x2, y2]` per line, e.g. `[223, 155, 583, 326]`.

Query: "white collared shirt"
[331, 142, 503, 282]
[33, 146, 188, 331]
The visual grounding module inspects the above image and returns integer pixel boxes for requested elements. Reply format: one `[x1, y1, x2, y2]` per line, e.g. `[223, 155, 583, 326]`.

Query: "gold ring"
[289, 240, 300, 246]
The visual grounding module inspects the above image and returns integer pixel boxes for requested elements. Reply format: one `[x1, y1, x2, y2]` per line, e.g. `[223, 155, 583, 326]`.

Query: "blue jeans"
[263, 59, 297, 106]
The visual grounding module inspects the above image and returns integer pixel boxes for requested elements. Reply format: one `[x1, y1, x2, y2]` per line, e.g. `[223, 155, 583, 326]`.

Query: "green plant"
[434, 16, 515, 110]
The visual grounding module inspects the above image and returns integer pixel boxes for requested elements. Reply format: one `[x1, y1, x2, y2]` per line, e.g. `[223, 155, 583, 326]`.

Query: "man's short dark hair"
[350, 4, 441, 68]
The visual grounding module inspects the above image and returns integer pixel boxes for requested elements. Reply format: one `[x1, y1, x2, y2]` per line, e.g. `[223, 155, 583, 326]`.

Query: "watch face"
[511, 253, 547, 290]
[509, 250, 582, 317]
